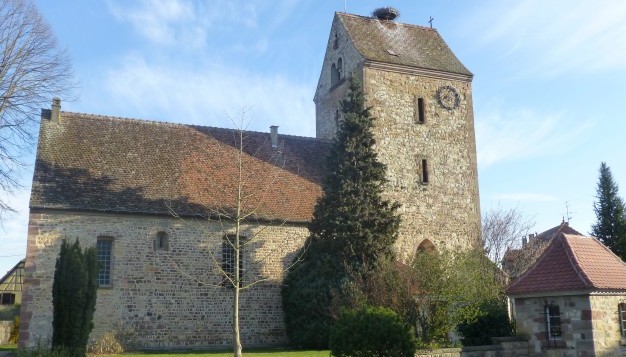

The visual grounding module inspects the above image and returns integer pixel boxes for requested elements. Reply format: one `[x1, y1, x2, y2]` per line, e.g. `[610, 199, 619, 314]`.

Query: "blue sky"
[2, 0, 626, 275]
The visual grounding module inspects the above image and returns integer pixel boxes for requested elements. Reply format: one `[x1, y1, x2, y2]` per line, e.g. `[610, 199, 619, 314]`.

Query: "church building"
[20, 8, 480, 349]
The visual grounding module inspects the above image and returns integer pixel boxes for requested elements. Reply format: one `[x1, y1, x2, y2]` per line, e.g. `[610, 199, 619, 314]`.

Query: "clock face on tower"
[437, 85, 461, 110]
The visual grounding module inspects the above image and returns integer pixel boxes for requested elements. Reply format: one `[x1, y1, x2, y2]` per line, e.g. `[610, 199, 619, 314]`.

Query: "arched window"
[337, 57, 343, 80]
[331, 63, 339, 86]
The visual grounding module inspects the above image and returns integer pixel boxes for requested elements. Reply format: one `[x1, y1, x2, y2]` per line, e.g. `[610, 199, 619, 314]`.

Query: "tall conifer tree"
[282, 78, 400, 348]
[591, 162, 626, 259]
[52, 239, 98, 357]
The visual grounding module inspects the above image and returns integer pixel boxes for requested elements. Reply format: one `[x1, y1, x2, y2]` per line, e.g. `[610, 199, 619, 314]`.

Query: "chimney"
[51, 97, 61, 123]
[522, 236, 527, 247]
[270, 125, 279, 148]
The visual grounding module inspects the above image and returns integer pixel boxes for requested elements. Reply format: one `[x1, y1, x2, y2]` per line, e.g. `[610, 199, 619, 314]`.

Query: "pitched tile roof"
[31, 111, 331, 222]
[338, 13, 472, 76]
[507, 233, 626, 296]
[533, 221, 582, 242]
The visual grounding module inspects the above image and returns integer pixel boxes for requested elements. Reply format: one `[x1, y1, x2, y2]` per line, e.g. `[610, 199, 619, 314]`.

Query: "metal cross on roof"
[428, 16, 434, 28]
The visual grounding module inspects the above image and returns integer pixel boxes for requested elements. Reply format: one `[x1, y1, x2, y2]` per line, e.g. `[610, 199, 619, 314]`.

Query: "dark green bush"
[329, 306, 416, 357]
[457, 301, 515, 346]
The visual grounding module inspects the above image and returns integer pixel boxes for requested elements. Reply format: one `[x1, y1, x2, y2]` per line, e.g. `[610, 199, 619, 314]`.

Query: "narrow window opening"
[331, 63, 338, 86]
[155, 231, 169, 251]
[421, 159, 429, 184]
[333, 32, 339, 50]
[417, 97, 425, 124]
[545, 303, 562, 346]
[222, 235, 245, 288]
[97, 238, 113, 286]
[619, 302, 626, 337]
[337, 58, 343, 81]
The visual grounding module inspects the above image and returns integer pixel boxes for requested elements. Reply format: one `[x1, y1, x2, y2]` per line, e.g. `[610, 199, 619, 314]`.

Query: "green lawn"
[120, 350, 329, 357]
[0, 344, 17, 351]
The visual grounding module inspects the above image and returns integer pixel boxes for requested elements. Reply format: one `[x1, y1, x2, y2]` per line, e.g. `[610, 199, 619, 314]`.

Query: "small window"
[155, 231, 169, 251]
[331, 63, 339, 86]
[416, 97, 425, 124]
[0, 293, 15, 305]
[337, 58, 343, 80]
[333, 32, 339, 50]
[222, 235, 246, 288]
[618, 302, 626, 338]
[97, 238, 113, 286]
[421, 159, 429, 184]
[545, 304, 561, 338]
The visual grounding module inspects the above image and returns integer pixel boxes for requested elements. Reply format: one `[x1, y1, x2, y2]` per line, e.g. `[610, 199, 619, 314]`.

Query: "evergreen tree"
[52, 239, 98, 357]
[591, 162, 626, 259]
[282, 78, 400, 348]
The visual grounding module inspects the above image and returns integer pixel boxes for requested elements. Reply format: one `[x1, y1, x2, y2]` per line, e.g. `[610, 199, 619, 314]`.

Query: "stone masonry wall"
[362, 67, 481, 257]
[315, 17, 481, 256]
[513, 295, 594, 356]
[20, 211, 308, 349]
[589, 294, 626, 356]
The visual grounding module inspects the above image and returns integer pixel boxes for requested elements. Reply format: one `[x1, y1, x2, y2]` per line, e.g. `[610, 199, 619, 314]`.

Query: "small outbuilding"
[0, 259, 24, 306]
[507, 233, 626, 356]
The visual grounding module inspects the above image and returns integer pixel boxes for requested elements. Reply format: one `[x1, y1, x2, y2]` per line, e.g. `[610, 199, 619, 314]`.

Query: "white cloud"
[108, 0, 258, 48]
[102, 54, 316, 136]
[475, 104, 595, 168]
[466, 0, 626, 76]
[491, 193, 560, 202]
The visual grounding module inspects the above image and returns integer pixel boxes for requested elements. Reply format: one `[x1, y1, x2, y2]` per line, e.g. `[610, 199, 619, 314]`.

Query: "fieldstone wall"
[0, 321, 12, 344]
[513, 295, 594, 356]
[20, 210, 309, 349]
[589, 294, 626, 356]
[363, 67, 480, 257]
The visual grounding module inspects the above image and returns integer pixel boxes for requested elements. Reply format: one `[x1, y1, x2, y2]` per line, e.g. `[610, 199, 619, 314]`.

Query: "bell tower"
[314, 8, 481, 258]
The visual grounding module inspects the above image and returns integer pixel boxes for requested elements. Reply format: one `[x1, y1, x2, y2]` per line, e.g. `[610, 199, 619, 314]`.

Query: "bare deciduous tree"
[481, 205, 534, 268]
[0, 0, 75, 217]
[164, 110, 306, 357]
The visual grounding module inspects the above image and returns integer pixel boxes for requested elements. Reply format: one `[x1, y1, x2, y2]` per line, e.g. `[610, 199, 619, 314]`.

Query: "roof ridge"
[507, 236, 557, 291]
[58, 111, 331, 144]
[560, 234, 593, 288]
[337, 12, 435, 32]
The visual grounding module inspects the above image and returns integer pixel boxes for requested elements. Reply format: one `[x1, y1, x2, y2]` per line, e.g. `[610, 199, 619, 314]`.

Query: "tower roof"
[337, 13, 472, 77]
[507, 233, 626, 296]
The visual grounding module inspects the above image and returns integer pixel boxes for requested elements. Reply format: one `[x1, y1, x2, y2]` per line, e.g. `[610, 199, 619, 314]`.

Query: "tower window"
[416, 97, 425, 124]
[331, 63, 338, 86]
[337, 58, 343, 80]
[333, 32, 339, 50]
[421, 159, 429, 184]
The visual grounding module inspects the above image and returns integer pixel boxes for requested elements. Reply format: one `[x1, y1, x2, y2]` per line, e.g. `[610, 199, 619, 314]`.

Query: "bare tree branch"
[0, 0, 76, 218]
[481, 205, 535, 268]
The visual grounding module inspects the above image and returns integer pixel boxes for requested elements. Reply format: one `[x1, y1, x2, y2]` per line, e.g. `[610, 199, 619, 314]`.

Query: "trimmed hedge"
[329, 306, 416, 357]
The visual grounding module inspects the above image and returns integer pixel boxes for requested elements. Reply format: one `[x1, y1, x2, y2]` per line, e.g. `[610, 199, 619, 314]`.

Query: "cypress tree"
[52, 239, 98, 356]
[282, 78, 400, 348]
[591, 162, 626, 259]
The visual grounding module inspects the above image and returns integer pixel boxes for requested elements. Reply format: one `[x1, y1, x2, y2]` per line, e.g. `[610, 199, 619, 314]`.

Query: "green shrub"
[329, 306, 416, 357]
[51, 239, 98, 357]
[457, 301, 515, 346]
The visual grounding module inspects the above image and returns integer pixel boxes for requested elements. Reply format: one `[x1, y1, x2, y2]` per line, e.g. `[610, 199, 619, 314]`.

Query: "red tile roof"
[31, 111, 331, 222]
[507, 233, 626, 295]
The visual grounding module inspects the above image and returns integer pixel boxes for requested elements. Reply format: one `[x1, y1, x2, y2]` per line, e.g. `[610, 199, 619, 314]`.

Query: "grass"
[120, 349, 329, 357]
[0, 344, 17, 351]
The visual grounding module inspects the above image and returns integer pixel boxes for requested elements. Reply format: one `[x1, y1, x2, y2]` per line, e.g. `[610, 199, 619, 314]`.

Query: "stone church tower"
[314, 8, 481, 259]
